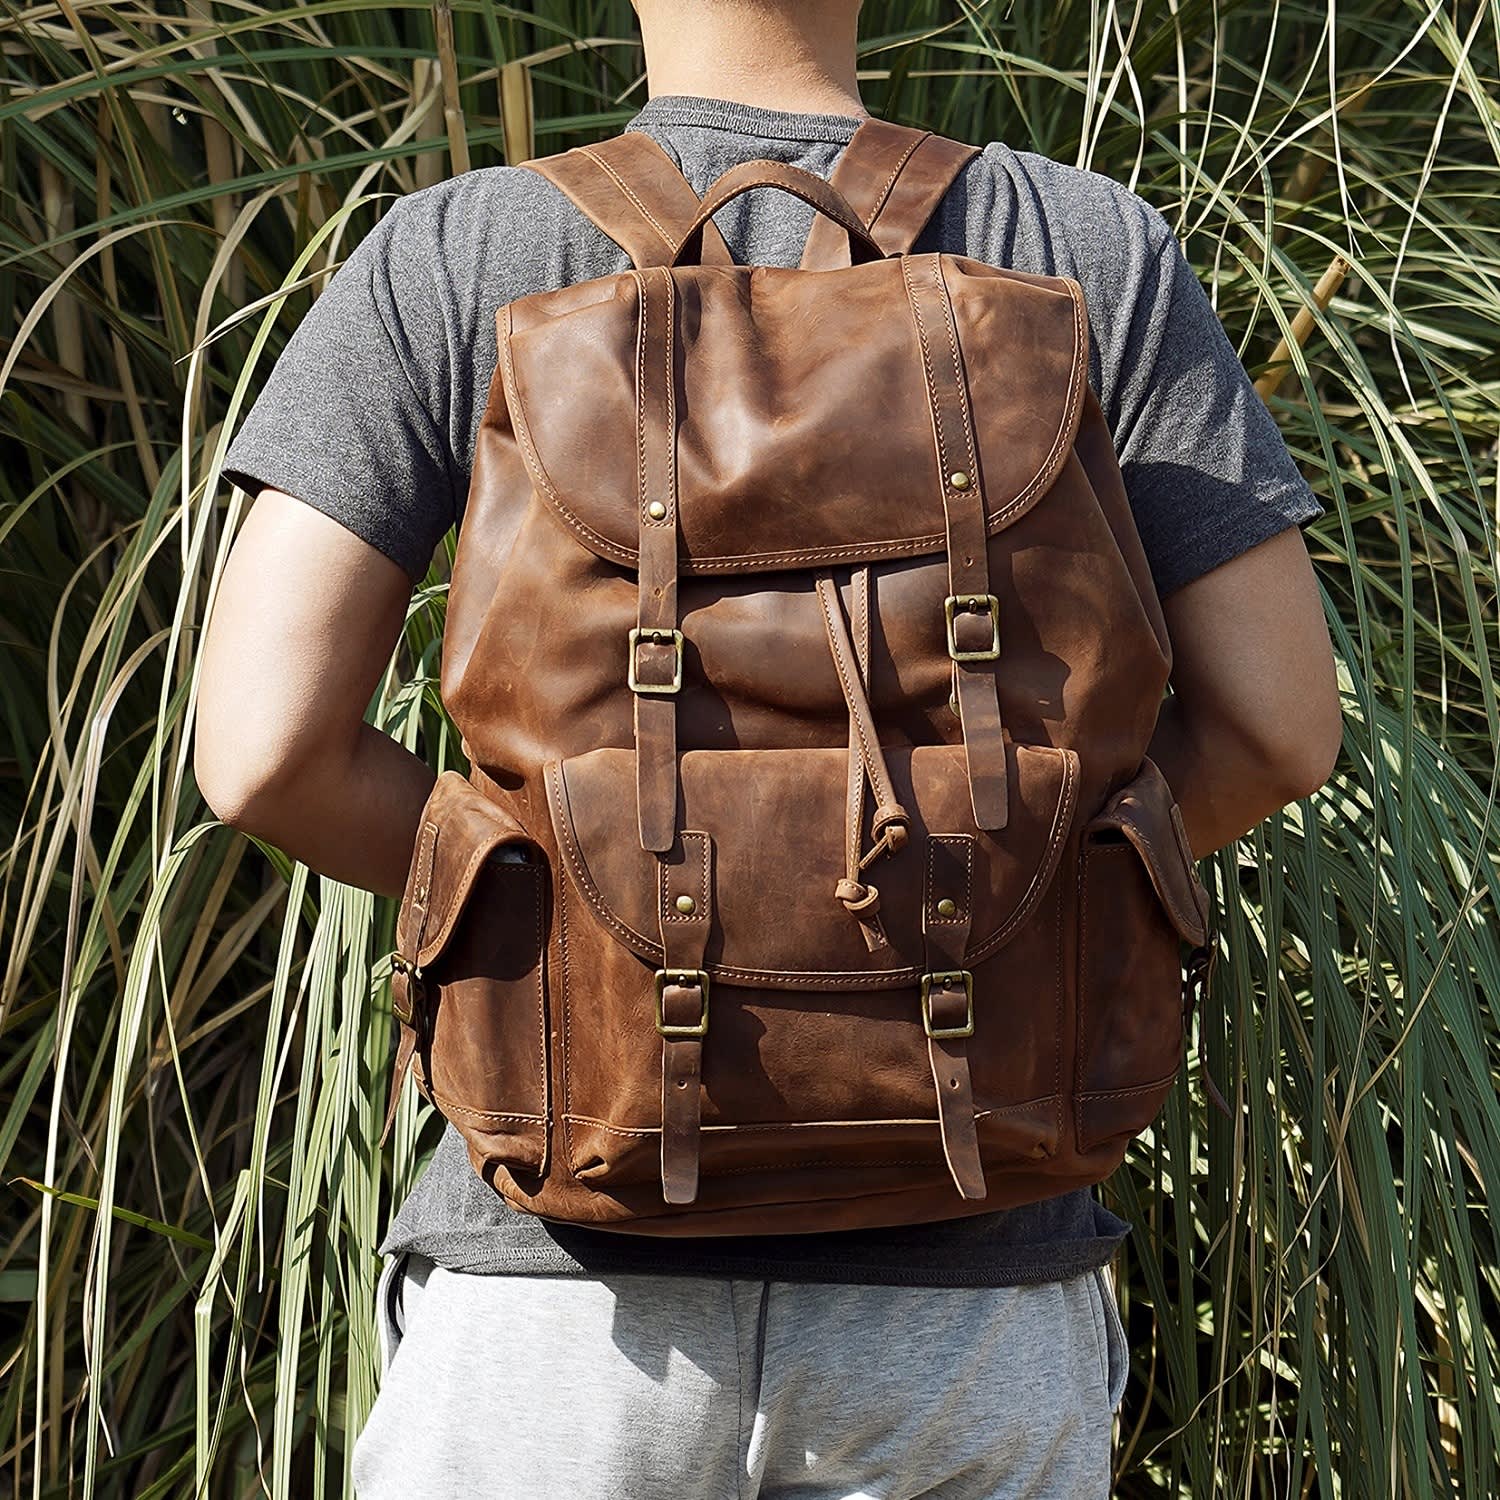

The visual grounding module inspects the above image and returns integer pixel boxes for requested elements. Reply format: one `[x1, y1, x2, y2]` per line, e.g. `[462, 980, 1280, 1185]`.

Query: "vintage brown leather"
[381, 120, 1218, 1235]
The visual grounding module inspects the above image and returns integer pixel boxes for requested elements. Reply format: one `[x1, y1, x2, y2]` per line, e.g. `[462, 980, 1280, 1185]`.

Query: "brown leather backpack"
[381, 119, 1217, 1236]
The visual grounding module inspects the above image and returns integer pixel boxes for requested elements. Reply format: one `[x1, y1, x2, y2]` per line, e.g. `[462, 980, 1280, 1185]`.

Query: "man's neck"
[637, 3, 867, 119]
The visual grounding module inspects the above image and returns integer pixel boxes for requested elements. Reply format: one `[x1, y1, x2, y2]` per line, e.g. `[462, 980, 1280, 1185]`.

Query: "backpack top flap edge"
[495, 255, 1089, 576]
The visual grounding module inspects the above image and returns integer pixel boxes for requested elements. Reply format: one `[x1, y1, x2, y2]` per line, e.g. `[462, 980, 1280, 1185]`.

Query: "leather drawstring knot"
[835, 877, 882, 918]
[870, 804, 909, 858]
[817, 568, 909, 952]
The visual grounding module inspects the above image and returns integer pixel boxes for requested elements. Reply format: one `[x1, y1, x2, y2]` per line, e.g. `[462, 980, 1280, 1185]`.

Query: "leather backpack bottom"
[388, 746, 1213, 1237]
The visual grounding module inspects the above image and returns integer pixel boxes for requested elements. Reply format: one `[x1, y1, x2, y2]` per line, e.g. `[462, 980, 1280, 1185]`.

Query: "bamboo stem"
[433, 0, 470, 177]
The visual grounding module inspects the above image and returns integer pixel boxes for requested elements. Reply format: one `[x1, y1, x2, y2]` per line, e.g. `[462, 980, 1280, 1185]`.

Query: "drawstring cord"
[815, 569, 910, 950]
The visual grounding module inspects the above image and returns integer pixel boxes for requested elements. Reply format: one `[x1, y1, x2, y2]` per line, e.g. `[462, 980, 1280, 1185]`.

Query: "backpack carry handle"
[669, 160, 885, 268]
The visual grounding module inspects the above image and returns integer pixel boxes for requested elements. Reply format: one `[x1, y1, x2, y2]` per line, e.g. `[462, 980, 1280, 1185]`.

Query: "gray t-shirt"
[223, 93, 1323, 1285]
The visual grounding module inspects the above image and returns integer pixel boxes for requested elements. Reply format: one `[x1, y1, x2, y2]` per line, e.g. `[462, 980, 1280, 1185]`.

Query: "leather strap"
[672, 160, 882, 267]
[524, 132, 731, 270]
[379, 1024, 418, 1148]
[380, 817, 439, 1148]
[657, 832, 713, 1204]
[801, 120, 980, 270]
[630, 267, 682, 853]
[922, 833, 987, 1199]
[901, 252, 1009, 831]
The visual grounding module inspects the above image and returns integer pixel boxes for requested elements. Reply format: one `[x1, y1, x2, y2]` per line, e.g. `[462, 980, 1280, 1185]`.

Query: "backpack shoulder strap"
[524, 132, 732, 269]
[800, 120, 980, 270]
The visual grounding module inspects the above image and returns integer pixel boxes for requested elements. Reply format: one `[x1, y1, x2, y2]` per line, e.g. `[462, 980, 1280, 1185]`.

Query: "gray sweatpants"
[351, 1251, 1129, 1500]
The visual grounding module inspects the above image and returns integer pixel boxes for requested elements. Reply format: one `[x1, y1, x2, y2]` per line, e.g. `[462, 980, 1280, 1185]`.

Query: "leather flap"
[500, 255, 1087, 575]
[545, 740, 1080, 987]
[398, 771, 537, 969]
[1085, 756, 1210, 947]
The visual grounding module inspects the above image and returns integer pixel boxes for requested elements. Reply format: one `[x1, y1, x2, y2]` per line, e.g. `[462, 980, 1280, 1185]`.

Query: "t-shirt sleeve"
[221, 198, 457, 583]
[1107, 195, 1325, 599]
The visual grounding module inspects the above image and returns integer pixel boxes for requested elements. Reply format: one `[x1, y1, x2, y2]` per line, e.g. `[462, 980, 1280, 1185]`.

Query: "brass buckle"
[654, 968, 710, 1037]
[920, 970, 975, 1038]
[944, 594, 1000, 662]
[390, 952, 424, 1026]
[627, 627, 685, 695]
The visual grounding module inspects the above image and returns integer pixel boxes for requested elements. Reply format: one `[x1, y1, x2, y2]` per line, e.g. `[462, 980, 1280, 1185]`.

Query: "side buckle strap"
[656, 832, 713, 1204]
[1185, 919, 1232, 1119]
[381, 819, 438, 1149]
[922, 834, 987, 1200]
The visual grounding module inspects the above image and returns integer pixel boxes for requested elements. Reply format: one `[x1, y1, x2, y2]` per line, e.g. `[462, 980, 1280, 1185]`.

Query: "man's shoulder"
[368, 162, 623, 306]
[382, 163, 582, 252]
[965, 140, 1175, 255]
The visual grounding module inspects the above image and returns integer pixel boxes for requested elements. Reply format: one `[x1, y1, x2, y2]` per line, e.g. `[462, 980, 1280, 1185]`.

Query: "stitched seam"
[1127, 822, 1199, 936]
[987, 278, 1086, 525]
[530, 866, 547, 1125]
[711, 1157, 937, 1176]
[558, 860, 580, 1174]
[901, 255, 948, 479]
[579, 146, 676, 253]
[925, 834, 969, 927]
[659, 832, 711, 924]
[934, 258, 980, 485]
[404, 820, 438, 955]
[499, 302, 566, 511]
[526, 522, 1048, 574]
[424, 1096, 547, 1125]
[566, 1115, 947, 1136]
[967, 747, 1078, 964]
[864, 131, 929, 229]
[1080, 1076, 1180, 1101]
[566, 1115, 655, 1139]
[664, 272, 676, 515]
[561, 1101, 1059, 1136]
[548, 761, 661, 958]
[631, 271, 649, 524]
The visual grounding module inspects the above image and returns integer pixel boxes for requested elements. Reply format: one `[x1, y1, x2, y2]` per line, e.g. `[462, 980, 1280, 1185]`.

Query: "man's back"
[222, 91, 1321, 1293]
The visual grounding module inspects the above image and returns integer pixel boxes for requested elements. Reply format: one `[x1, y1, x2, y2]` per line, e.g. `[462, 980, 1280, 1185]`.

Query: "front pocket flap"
[398, 771, 538, 968]
[1085, 756, 1209, 947]
[545, 741, 1079, 986]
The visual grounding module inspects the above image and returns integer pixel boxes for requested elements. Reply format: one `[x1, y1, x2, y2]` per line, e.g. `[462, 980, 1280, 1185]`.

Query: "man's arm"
[1147, 523, 1341, 860]
[194, 487, 435, 898]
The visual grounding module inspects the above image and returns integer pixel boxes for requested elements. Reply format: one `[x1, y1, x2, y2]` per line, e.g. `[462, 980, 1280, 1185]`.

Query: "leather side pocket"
[1074, 756, 1210, 1153]
[396, 771, 550, 1176]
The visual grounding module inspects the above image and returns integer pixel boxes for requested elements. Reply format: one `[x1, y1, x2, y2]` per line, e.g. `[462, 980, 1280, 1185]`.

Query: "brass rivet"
[675, 894, 697, 915]
[936, 897, 958, 919]
[949, 470, 971, 490]
[647, 500, 668, 520]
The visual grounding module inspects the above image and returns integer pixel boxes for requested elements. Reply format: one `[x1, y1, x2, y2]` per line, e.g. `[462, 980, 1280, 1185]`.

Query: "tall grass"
[2, 2, 1497, 1495]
